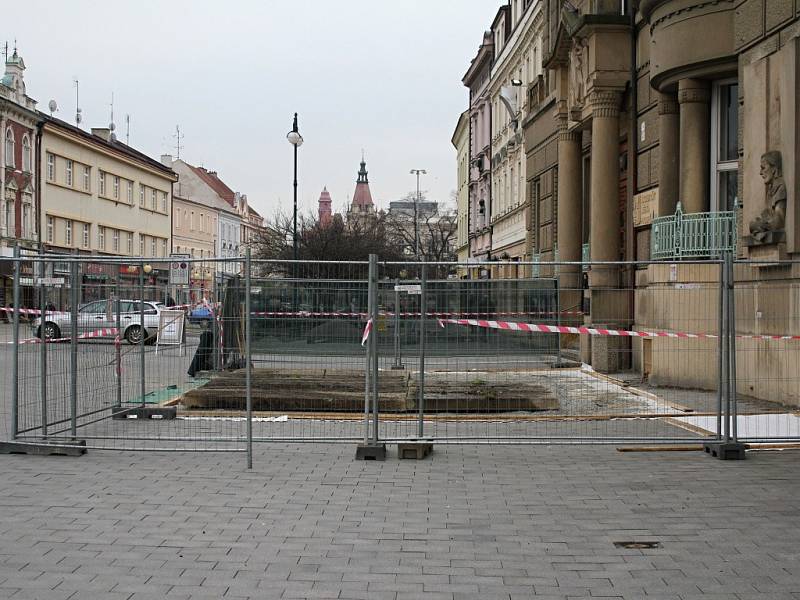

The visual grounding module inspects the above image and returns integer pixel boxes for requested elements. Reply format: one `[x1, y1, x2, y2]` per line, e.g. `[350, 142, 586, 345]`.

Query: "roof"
[42, 115, 177, 179]
[188, 165, 235, 206]
[451, 110, 470, 147]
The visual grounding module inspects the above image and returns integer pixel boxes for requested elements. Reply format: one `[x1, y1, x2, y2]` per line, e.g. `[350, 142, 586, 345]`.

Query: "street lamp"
[287, 113, 304, 263]
[409, 169, 426, 260]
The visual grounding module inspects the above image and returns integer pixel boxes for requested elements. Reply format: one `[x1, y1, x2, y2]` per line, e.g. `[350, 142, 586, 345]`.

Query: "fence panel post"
[362, 258, 375, 445]
[39, 253, 47, 438]
[716, 258, 725, 440]
[245, 249, 253, 469]
[418, 263, 427, 439]
[727, 251, 738, 442]
[393, 278, 403, 369]
[115, 278, 121, 409]
[139, 262, 146, 406]
[70, 261, 79, 437]
[370, 254, 379, 445]
[11, 243, 20, 439]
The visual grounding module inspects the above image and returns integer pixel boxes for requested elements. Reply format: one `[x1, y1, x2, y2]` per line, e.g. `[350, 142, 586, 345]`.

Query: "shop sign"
[633, 188, 658, 227]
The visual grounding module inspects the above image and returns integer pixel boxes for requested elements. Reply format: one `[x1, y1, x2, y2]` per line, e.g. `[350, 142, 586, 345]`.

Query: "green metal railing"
[651, 202, 737, 260]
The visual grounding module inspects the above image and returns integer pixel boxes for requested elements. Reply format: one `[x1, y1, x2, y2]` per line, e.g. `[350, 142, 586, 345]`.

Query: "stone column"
[556, 121, 583, 291]
[589, 90, 622, 289]
[658, 92, 680, 216]
[678, 79, 711, 214]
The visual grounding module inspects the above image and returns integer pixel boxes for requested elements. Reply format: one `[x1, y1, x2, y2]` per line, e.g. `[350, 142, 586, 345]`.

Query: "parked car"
[32, 299, 164, 344]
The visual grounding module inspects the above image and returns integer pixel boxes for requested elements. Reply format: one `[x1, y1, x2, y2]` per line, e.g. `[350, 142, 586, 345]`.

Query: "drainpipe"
[627, 0, 638, 322]
[35, 120, 44, 250]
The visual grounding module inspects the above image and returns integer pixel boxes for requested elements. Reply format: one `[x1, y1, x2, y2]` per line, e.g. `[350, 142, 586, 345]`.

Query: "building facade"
[463, 30, 495, 271]
[40, 118, 177, 296]
[171, 193, 216, 296]
[0, 48, 40, 308]
[452, 110, 470, 266]
[168, 158, 242, 276]
[488, 1, 545, 275]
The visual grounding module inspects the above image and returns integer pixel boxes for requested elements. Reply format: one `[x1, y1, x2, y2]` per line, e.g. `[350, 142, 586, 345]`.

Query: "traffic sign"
[169, 253, 190, 285]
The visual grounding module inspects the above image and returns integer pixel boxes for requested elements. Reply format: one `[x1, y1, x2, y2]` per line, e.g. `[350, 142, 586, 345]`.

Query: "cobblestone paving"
[1, 443, 799, 599]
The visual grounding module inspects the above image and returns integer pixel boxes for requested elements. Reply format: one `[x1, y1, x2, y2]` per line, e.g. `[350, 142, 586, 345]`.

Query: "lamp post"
[287, 113, 304, 262]
[409, 169, 426, 260]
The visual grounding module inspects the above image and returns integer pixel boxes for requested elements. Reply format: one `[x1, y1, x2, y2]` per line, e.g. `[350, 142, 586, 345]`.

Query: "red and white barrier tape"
[0, 307, 69, 317]
[250, 310, 583, 318]
[12, 327, 120, 345]
[437, 318, 800, 342]
[361, 319, 373, 346]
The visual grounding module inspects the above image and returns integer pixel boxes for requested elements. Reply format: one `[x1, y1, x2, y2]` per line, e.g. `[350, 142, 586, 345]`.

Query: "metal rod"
[139, 262, 146, 407]
[370, 254, 379, 444]
[418, 263, 427, 439]
[363, 257, 375, 444]
[115, 277, 121, 408]
[11, 243, 20, 439]
[39, 248, 47, 438]
[716, 258, 724, 440]
[728, 253, 738, 442]
[393, 278, 402, 369]
[70, 261, 79, 436]
[722, 253, 730, 442]
[245, 249, 253, 469]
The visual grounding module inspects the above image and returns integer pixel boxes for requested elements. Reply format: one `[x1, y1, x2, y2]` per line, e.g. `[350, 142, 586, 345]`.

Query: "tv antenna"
[108, 92, 117, 141]
[73, 79, 82, 126]
[125, 114, 130, 145]
[173, 125, 184, 159]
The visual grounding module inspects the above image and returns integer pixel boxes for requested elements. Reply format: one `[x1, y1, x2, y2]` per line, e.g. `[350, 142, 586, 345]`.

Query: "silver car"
[33, 299, 164, 344]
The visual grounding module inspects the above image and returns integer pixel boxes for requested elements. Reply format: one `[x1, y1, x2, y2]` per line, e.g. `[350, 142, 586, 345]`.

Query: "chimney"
[91, 128, 111, 142]
[209, 171, 218, 177]
[160, 154, 173, 167]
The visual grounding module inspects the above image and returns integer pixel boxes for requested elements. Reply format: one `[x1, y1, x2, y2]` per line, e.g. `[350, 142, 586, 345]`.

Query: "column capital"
[557, 120, 582, 143]
[657, 93, 680, 115]
[589, 90, 622, 119]
[678, 78, 710, 105]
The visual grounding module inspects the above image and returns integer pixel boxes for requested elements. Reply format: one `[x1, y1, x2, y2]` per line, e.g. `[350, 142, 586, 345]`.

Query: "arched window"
[21, 135, 31, 172]
[5, 128, 14, 167]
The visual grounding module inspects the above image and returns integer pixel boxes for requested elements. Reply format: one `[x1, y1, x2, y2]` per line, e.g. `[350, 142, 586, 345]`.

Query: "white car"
[33, 299, 164, 344]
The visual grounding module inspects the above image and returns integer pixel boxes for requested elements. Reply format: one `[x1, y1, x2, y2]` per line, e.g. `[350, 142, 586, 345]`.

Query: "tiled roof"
[188, 165, 235, 206]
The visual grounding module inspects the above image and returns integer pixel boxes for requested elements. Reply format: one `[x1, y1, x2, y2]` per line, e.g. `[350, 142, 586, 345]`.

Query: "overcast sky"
[12, 1, 499, 219]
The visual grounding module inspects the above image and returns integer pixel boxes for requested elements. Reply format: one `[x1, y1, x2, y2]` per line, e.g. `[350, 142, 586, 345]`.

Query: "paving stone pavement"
[0, 444, 799, 599]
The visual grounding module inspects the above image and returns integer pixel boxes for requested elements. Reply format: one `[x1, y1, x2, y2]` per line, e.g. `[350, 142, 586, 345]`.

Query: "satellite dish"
[109, 122, 116, 131]
[76, 112, 82, 124]
[48, 99, 58, 114]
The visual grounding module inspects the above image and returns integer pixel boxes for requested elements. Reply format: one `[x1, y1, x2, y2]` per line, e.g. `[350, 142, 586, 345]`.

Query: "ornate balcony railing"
[651, 202, 737, 260]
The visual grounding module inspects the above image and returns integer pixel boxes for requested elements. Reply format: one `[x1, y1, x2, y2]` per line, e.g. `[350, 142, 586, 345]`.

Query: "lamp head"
[287, 131, 303, 147]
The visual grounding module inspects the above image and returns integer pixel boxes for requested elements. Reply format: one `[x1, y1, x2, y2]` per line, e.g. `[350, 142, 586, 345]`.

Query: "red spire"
[351, 156, 374, 211]
[318, 186, 332, 226]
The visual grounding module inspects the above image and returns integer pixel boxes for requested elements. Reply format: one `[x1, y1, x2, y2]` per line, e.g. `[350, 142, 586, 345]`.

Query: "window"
[82, 223, 89, 248]
[176, 208, 180, 230]
[139, 185, 145, 206]
[161, 239, 167, 257]
[126, 232, 133, 254]
[113, 176, 120, 199]
[127, 181, 133, 203]
[66, 160, 73, 187]
[22, 204, 30, 238]
[4, 128, 14, 167]
[22, 135, 30, 172]
[99, 171, 106, 196]
[161, 191, 167, 213]
[151, 189, 157, 210]
[150, 237, 156, 257]
[65, 220, 72, 246]
[139, 235, 144, 256]
[113, 229, 120, 253]
[200, 213, 204, 233]
[46, 216, 54, 243]
[191, 211, 195, 230]
[3, 200, 11, 237]
[47, 153, 55, 181]
[83, 166, 90, 191]
[98, 225, 105, 250]
[711, 80, 739, 212]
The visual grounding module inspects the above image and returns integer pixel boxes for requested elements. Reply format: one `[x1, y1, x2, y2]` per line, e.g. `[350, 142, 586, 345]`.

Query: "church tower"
[318, 187, 332, 226]
[347, 154, 377, 227]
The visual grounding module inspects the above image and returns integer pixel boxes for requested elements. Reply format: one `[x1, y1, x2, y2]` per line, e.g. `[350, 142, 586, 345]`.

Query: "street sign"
[394, 284, 422, 294]
[35, 277, 65, 286]
[169, 253, 191, 285]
